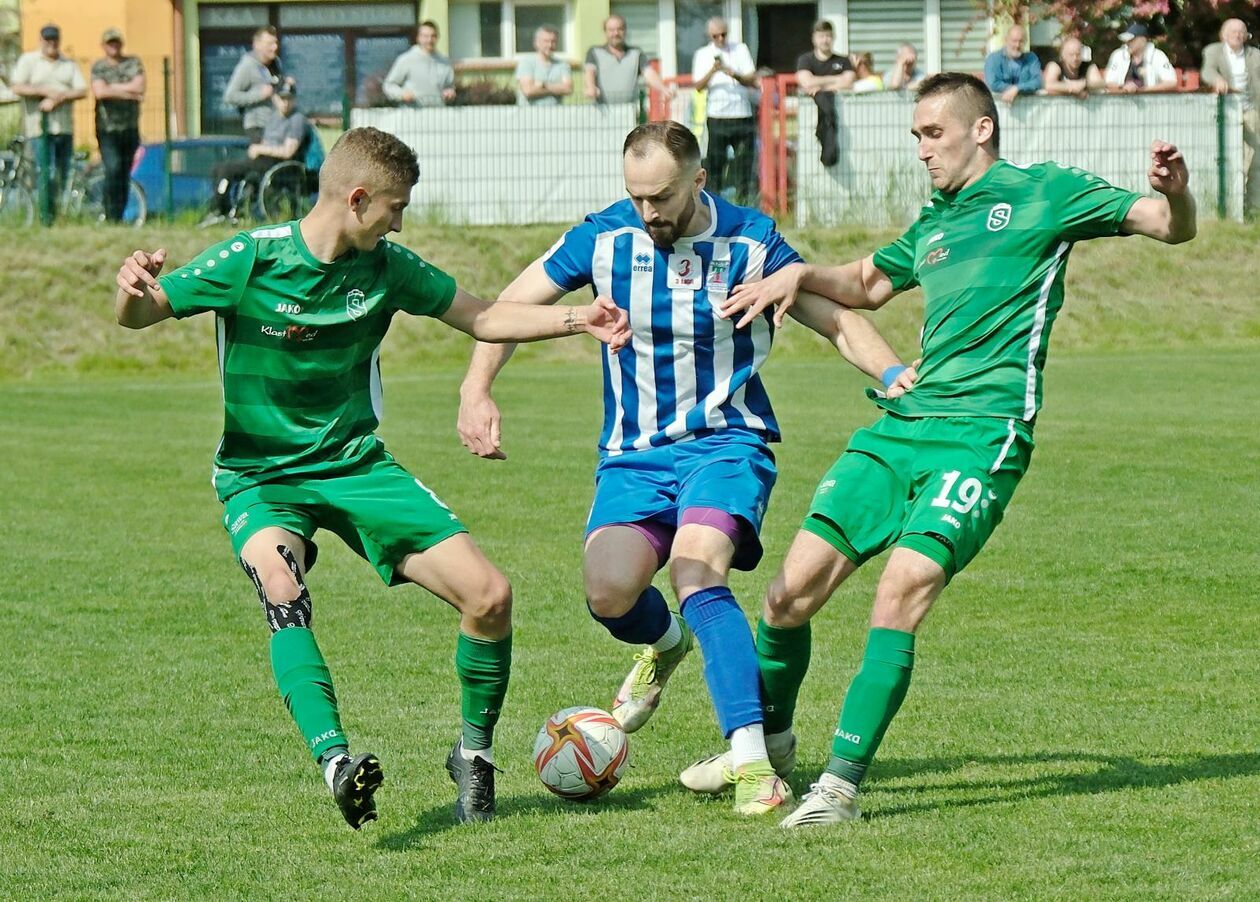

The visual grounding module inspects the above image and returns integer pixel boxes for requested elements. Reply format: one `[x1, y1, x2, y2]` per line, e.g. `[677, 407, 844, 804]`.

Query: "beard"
[642, 193, 697, 249]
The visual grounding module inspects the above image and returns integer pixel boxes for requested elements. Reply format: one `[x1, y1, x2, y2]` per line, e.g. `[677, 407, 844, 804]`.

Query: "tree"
[984, 1, 1260, 68]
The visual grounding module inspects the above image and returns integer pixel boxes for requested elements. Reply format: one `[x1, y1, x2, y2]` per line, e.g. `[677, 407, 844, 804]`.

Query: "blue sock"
[681, 586, 763, 737]
[588, 586, 671, 645]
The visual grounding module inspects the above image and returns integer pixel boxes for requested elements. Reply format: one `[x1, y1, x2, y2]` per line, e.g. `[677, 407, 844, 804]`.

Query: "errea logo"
[986, 203, 1012, 231]
[632, 252, 653, 273]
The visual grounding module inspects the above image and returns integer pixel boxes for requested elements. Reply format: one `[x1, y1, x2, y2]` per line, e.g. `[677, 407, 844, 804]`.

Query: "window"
[449, 2, 572, 59]
[676, 1, 723, 73]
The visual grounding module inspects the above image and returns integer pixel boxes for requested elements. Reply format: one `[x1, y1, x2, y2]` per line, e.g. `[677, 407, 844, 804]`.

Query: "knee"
[583, 569, 640, 618]
[667, 557, 723, 602]
[261, 570, 302, 606]
[762, 574, 813, 629]
[460, 571, 513, 626]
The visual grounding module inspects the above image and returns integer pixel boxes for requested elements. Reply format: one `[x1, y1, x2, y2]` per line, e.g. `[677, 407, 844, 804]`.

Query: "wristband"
[881, 365, 907, 388]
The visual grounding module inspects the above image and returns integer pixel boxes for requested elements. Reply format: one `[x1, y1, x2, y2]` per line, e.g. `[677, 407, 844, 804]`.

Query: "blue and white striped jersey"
[543, 191, 803, 456]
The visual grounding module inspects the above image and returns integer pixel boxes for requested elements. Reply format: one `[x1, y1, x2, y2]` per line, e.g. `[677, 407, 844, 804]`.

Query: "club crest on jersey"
[986, 203, 1012, 231]
[707, 260, 729, 289]
[346, 288, 368, 320]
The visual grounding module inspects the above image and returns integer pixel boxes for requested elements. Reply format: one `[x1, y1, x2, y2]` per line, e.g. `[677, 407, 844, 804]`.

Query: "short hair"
[418, 20, 439, 35]
[812, 20, 834, 35]
[915, 71, 1001, 153]
[252, 26, 277, 42]
[320, 127, 420, 195]
[535, 25, 559, 39]
[604, 14, 626, 29]
[623, 121, 701, 171]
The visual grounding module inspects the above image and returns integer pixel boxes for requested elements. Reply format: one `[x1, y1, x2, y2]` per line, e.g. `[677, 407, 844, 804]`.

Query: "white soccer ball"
[533, 706, 630, 800]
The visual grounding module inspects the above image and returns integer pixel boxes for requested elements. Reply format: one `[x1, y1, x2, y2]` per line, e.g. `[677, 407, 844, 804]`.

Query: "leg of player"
[670, 520, 792, 816]
[395, 534, 513, 824]
[586, 524, 694, 734]
[680, 529, 858, 796]
[239, 527, 382, 830]
[780, 546, 945, 829]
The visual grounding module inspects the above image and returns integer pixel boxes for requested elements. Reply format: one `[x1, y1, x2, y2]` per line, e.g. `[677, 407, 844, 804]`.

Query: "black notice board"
[355, 35, 413, 106]
[282, 33, 347, 117]
[201, 42, 251, 134]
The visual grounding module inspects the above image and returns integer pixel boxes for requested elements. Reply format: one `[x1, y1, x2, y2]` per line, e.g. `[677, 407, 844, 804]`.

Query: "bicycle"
[0, 137, 148, 227]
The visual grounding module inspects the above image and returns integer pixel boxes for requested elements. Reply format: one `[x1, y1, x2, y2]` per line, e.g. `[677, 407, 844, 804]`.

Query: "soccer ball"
[533, 706, 630, 800]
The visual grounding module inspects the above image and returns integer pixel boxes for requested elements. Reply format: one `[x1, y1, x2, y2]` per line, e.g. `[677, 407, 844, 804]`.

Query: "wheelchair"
[228, 157, 317, 222]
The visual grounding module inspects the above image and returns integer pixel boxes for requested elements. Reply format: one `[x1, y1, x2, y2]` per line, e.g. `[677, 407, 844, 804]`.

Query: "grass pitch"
[1, 347, 1257, 899]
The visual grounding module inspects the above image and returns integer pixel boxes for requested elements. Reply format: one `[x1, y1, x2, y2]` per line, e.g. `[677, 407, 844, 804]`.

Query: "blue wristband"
[881, 365, 907, 388]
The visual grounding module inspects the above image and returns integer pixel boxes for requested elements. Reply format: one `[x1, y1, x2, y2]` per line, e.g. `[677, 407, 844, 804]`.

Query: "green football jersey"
[871, 160, 1142, 422]
[158, 221, 457, 500]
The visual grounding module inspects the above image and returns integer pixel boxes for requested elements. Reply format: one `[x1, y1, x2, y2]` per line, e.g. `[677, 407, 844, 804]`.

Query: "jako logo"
[309, 729, 342, 748]
[835, 728, 862, 744]
[275, 302, 302, 314]
[346, 288, 368, 320]
[632, 252, 653, 272]
[987, 203, 1012, 231]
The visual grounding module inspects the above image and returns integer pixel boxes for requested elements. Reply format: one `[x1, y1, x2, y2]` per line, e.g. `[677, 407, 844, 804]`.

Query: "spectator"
[984, 25, 1042, 102]
[1103, 23, 1177, 93]
[885, 42, 926, 92]
[91, 28, 145, 224]
[851, 52, 884, 93]
[692, 16, 758, 204]
[224, 26, 285, 142]
[516, 25, 572, 106]
[1043, 37, 1104, 98]
[1202, 18, 1260, 214]
[583, 14, 671, 105]
[201, 81, 307, 227]
[795, 20, 854, 168]
[383, 20, 455, 107]
[10, 24, 86, 216]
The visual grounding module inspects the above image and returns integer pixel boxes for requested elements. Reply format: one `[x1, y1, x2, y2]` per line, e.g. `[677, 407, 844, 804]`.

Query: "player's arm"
[457, 259, 571, 459]
[720, 256, 898, 328]
[114, 248, 174, 329]
[787, 291, 918, 398]
[1121, 141, 1197, 244]
[439, 287, 626, 346]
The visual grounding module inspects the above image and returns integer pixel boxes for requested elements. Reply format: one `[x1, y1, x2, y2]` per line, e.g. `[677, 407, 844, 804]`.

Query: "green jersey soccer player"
[113, 127, 629, 829]
[689, 72, 1197, 826]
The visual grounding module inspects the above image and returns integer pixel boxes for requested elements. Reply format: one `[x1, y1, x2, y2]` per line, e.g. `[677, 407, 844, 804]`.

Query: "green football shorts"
[221, 447, 467, 586]
[802, 413, 1035, 581]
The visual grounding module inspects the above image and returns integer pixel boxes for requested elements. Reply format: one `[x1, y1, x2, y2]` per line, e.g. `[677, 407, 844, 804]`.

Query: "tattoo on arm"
[564, 307, 578, 333]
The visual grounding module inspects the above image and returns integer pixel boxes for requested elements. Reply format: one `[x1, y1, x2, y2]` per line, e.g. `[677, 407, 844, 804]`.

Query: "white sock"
[730, 723, 768, 769]
[818, 771, 859, 799]
[765, 729, 795, 757]
[650, 614, 683, 654]
[460, 741, 494, 765]
[322, 753, 347, 791]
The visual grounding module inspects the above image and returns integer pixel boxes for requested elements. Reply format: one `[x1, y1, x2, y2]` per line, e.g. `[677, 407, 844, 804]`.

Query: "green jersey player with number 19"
[689, 73, 1197, 827]
[114, 127, 629, 829]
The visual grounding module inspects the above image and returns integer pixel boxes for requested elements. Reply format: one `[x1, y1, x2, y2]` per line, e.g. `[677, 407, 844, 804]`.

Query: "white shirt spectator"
[1104, 43, 1176, 89]
[692, 41, 755, 119]
[1227, 45, 1248, 94]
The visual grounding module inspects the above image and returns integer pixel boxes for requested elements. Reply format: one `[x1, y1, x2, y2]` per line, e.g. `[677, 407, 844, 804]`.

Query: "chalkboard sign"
[355, 35, 413, 106]
[282, 33, 346, 118]
[200, 42, 252, 134]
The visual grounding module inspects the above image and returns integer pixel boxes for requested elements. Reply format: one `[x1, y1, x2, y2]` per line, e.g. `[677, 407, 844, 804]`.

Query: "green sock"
[826, 627, 915, 786]
[455, 632, 512, 750]
[270, 628, 346, 762]
[756, 619, 812, 736]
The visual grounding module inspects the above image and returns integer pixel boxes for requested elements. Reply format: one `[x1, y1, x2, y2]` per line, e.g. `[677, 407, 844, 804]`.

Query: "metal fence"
[352, 102, 640, 226]
[792, 92, 1245, 227]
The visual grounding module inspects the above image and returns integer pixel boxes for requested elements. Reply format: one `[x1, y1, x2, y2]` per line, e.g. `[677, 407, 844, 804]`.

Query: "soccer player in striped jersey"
[113, 127, 629, 829]
[457, 121, 916, 815]
[707, 73, 1197, 827]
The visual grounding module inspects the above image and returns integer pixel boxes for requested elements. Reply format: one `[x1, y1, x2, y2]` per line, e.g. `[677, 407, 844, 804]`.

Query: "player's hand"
[720, 262, 806, 329]
[1148, 140, 1189, 196]
[115, 248, 167, 298]
[883, 358, 921, 399]
[457, 391, 506, 460]
[584, 295, 631, 351]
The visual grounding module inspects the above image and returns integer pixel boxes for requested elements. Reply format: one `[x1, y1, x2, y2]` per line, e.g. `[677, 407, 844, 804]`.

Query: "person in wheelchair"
[201, 80, 307, 226]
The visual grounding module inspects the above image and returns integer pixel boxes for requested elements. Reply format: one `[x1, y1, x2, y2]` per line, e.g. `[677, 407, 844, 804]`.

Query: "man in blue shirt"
[984, 24, 1042, 102]
[457, 120, 916, 816]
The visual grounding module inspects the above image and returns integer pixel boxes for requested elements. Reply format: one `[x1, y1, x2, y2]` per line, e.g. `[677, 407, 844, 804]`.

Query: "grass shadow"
[787, 750, 1260, 819]
[375, 780, 680, 851]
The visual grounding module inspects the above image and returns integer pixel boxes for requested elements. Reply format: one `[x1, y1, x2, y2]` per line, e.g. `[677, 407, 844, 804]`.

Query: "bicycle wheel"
[126, 179, 148, 227]
[82, 170, 148, 226]
[0, 183, 35, 227]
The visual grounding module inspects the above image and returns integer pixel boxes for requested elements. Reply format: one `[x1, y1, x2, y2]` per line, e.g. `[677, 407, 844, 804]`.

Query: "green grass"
[2, 219, 1259, 379]
[1, 348, 1257, 898]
